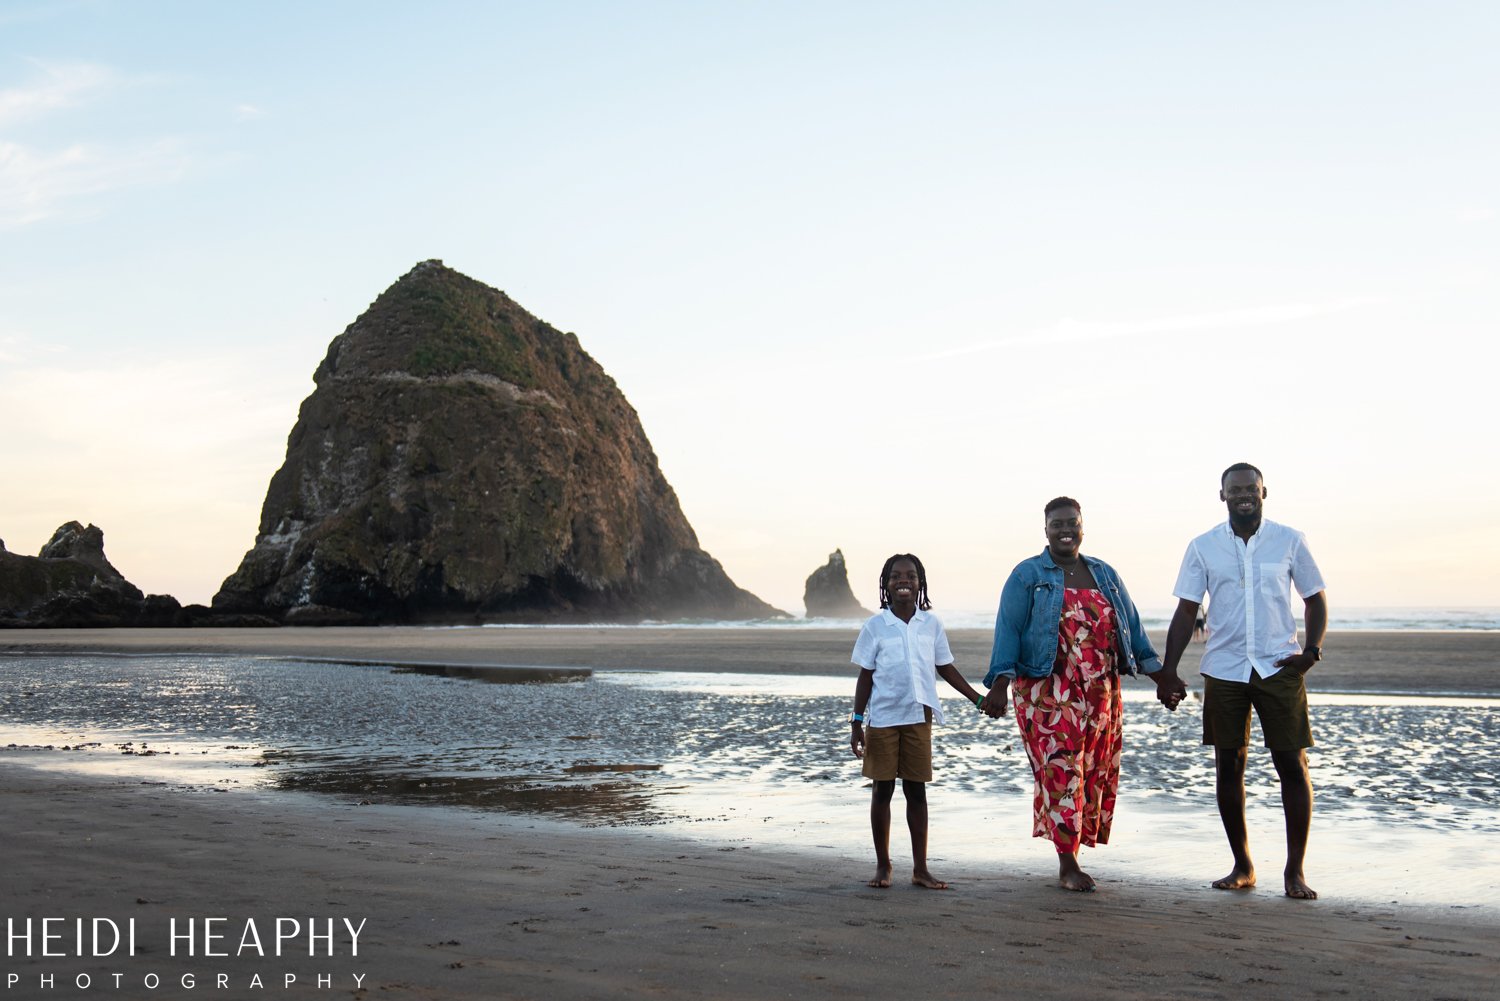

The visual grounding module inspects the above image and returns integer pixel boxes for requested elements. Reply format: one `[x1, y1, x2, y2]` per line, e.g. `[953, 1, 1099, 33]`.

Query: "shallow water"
[2, 655, 1496, 911]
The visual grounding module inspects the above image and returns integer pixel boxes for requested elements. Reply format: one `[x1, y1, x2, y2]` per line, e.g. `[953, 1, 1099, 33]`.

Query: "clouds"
[0, 59, 112, 125]
[0, 136, 192, 227]
[0, 60, 193, 227]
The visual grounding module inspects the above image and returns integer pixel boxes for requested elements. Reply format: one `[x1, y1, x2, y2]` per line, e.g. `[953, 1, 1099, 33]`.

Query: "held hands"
[1153, 669, 1188, 712]
[978, 684, 1009, 718]
[853, 684, 1006, 756]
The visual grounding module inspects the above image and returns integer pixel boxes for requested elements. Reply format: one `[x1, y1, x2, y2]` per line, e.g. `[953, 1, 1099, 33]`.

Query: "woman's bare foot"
[1284, 871, 1317, 899]
[1057, 853, 1096, 892]
[1212, 867, 1256, 890]
[1058, 870, 1096, 892]
[867, 864, 893, 888]
[911, 868, 950, 890]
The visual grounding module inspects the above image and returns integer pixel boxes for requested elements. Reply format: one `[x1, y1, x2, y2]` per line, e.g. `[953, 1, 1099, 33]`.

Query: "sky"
[2, 1, 1497, 617]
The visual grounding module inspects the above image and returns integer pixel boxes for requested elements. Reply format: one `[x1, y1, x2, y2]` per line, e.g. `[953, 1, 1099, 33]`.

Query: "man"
[1161, 462, 1328, 899]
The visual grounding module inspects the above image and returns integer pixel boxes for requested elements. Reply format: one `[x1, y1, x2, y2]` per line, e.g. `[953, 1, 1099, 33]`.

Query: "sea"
[3, 617, 1498, 915]
[475, 606, 1500, 633]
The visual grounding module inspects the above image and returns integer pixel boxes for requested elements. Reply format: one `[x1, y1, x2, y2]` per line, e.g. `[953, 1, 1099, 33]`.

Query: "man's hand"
[850, 724, 865, 758]
[1274, 652, 1318, 675]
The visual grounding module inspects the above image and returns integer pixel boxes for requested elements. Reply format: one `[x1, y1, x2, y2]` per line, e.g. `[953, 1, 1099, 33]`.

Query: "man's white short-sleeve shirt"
[1173, 519, 1326, 683]
[851, 608, 954, 727]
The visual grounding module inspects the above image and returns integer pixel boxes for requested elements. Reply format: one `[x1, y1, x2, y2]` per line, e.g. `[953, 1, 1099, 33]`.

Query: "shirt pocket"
[1030, 581, 1055, 622]
[874, 636, 907, 672]
[916, 633, 936, 666]
[1258, 561, 1290, 598]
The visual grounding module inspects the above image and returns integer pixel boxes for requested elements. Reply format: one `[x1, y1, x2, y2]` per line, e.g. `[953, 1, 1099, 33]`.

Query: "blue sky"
[2, 1, 1496, 614]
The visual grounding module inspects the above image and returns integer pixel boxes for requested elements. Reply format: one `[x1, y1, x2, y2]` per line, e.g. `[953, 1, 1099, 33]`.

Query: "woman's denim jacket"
[983, 549, 1162, 688]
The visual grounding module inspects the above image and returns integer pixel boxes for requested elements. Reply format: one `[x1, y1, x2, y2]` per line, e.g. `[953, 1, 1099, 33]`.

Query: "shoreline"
[5, 763, 1498, 1000]
[2, 626, 1496, 697]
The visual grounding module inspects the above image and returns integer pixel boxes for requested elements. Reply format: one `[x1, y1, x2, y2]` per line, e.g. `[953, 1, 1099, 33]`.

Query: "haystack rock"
[0, 521, 183, 627]
[213, 260, 783, 625]
[803, 549, 871, 619]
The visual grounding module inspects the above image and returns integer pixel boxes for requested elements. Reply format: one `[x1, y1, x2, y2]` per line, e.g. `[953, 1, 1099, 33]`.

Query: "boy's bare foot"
[1211, 867, 1256, 890]
[867, 864, 893, 889]
[910, 869, 949, 890]
[1284, 872, 1317, 899]
[1058, 869, 1096, 892]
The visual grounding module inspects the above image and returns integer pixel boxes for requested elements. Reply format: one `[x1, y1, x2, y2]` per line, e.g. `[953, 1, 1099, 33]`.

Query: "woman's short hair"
[1044, 496, 1081, 517]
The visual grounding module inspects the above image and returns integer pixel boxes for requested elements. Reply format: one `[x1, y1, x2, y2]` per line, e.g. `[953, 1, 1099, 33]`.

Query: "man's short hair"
[1044, 496, 1081, 517]
[1220, 462, 1264, 487]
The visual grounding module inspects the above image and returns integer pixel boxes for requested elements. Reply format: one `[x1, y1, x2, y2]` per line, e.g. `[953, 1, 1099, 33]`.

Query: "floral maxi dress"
[1011, 587, 1123, 853]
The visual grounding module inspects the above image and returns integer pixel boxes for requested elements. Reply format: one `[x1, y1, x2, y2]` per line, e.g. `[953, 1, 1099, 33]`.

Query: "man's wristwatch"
[1304, 646, 1322, 661]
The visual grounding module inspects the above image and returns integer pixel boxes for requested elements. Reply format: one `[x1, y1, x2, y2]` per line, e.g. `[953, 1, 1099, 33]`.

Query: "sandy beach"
[4, 626, 1498, 999]
[5, 764, 1498, 1001]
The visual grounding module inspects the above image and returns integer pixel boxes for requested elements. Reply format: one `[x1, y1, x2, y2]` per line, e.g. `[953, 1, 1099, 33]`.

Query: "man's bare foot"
[1284, 873, 1317, 899]
[1211, 867, 1256, 890]
[911, 869, 950, 890]
[867, 864, 893, 888]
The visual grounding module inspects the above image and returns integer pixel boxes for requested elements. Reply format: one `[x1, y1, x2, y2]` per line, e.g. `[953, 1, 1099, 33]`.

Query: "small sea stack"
[802, 549, 871, 619]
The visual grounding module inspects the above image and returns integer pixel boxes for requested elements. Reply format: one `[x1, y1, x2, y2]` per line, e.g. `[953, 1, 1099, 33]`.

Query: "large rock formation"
[213, 260, 782, 624]
[0, 522, 184, 627]
[803, 549, 871, 619]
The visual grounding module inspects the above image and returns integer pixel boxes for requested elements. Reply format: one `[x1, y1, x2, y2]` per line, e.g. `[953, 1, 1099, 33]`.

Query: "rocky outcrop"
[803, 549, 871, 619]
[213, 260, 783, 624]
[0, 522, 185, 627]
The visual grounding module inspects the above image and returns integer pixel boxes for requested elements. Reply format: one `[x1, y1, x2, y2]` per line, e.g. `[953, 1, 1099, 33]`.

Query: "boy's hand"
[850, 724, 865, 758]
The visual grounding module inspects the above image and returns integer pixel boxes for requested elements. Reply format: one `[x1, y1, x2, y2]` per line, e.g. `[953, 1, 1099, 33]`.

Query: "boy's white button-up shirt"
[851, 608, 953, 727]
[1172, 519, 1326, 683]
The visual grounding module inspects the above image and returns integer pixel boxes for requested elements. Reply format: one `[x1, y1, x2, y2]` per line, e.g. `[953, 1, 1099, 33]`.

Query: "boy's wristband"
[849, 712, 865, 724]
[972, 695, 984, 707]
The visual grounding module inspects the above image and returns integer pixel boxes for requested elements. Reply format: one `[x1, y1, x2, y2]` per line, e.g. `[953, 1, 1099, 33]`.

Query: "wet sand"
[4, 626, 1498, 998]
[3, 625, 1497, 695]
[5, 765, 1498, 1001]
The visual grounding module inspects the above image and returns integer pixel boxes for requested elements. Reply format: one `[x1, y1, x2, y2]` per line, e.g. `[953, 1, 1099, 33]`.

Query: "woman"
[979, 497, 1186, 891]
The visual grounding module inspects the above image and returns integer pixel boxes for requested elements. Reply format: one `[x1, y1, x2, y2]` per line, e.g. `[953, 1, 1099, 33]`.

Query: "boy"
[850, 553, 986, 889]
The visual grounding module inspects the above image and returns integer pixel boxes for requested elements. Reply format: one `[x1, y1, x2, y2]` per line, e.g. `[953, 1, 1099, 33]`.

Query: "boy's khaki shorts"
[862, 716, 933, 782]
[1202, 668, 1314, 751]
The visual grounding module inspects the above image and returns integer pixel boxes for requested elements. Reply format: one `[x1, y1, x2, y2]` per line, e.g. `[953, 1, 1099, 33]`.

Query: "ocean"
[473, 606, 1500, 632]
[3, 652, 1497, 913]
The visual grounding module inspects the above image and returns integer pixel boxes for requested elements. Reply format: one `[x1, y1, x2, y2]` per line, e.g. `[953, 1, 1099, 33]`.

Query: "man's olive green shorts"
[1202, 668, 1314, 751]
[861, 715, 933, 783]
